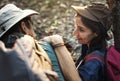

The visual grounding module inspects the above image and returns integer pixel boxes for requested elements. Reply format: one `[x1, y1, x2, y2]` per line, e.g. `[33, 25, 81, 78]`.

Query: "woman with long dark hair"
[43, 3, 112, 81]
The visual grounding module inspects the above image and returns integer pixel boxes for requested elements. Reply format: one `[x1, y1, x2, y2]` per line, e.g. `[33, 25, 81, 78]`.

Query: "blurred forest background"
[0, 0, 106, 59]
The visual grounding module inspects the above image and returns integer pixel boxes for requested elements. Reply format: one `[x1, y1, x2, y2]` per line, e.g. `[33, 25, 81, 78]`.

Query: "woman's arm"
[42, 35, 82, 81]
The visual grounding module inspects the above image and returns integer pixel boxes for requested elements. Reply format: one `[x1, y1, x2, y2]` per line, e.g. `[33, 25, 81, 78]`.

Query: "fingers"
[42, 36, 51, 43]
[42, 34, 64, 45]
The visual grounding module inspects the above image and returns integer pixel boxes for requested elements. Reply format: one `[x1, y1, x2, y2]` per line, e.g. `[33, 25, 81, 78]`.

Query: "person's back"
[0, 4, 58, 81]
[0, 35, 52, 81]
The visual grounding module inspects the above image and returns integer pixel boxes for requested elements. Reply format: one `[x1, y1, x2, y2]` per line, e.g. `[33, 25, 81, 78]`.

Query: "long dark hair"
[80, 15, 108, 53]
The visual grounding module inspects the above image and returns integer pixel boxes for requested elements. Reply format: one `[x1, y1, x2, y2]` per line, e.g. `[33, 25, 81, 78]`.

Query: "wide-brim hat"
[71, 3, 111, 30]
[0, 4, 39, 37]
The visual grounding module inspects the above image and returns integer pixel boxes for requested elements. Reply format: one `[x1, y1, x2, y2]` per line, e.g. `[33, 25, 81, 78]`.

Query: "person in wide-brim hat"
[0, 4, 60, 81]
[0, 4, 39, 37]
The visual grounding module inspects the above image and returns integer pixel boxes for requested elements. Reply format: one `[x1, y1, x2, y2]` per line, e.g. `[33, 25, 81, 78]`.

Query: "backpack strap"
[85, 53, 105, 64]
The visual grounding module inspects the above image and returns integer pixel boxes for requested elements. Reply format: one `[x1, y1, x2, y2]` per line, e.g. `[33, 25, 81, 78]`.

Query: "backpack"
[39, 41, 82, 81]
[106, 46, 120, 81]
[85, 45, 120, 81]
[0, 35, 59, 81]
[38, 41, 65, 81]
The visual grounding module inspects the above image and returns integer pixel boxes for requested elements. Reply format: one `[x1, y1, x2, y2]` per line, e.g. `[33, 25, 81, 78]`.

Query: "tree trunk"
[107, 0, 120, 52]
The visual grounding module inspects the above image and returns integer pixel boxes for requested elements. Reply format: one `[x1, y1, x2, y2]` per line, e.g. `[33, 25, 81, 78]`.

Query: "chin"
[78, 41, 82, 44]
[78, 41, 87, 45]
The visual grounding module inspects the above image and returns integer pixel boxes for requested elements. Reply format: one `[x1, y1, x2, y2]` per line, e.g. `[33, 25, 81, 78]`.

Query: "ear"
[21, 21, 28, 34]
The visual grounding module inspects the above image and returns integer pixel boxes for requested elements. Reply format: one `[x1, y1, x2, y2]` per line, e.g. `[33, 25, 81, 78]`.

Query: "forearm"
[42, 34, 82, 81]
[54, 45, 82, 81]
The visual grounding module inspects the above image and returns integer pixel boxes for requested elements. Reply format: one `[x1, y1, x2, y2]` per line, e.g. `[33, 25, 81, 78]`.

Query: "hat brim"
[71, 5, 98, 22]
[0, 9, 39, 37]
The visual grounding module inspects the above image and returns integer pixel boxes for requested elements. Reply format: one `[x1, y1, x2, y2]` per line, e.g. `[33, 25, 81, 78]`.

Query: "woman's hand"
[42, 34, 64, 45]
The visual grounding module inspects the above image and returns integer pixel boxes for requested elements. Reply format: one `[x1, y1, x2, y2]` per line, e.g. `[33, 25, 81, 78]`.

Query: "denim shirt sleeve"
[77, 59, 104, 81]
